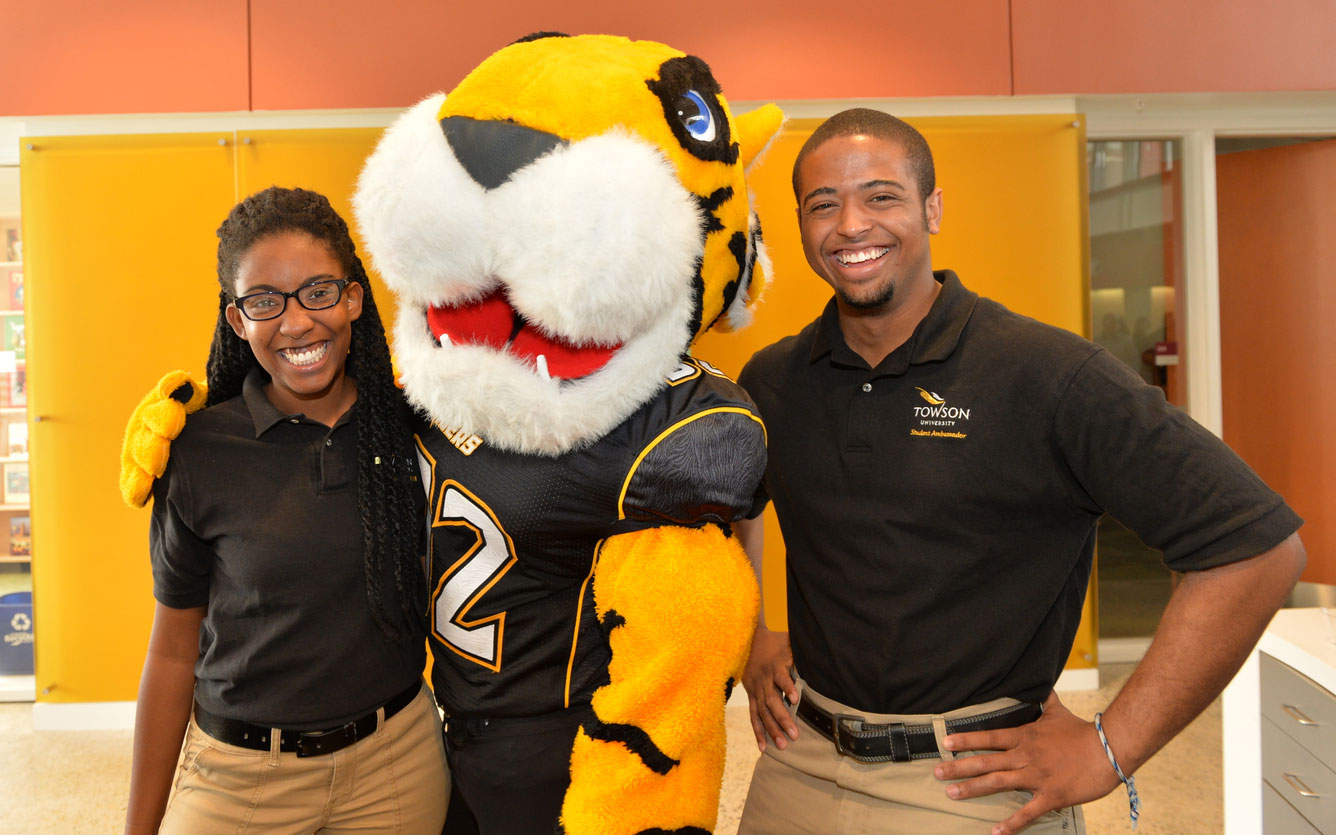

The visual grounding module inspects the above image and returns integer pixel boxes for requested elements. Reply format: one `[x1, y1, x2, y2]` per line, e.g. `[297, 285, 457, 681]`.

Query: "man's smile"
[835, 246, 890, 266]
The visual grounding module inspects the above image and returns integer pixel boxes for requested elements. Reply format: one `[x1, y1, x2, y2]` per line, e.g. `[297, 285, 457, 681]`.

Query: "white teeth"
[535, 354, 551, 382]
[280, 343, 329, 367]
[438, 333, 452, 347]
[837, 247, 889, 265]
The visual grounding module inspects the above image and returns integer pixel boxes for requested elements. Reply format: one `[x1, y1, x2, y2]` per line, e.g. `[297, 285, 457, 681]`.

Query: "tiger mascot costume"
[123, 33, 783, 834]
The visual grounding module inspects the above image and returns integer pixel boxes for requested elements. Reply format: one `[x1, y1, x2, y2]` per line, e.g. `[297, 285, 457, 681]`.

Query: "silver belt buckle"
[831, 712, 864, 757]
[294, 720, 358, 757]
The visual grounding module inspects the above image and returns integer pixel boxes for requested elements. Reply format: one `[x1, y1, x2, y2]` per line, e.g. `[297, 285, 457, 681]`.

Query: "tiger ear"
[735, 103, 784, 172]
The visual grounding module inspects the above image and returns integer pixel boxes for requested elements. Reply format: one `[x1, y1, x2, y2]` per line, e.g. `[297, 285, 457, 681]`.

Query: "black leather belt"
[193, 680, 421, 758]
[796, 697, 1042, 763]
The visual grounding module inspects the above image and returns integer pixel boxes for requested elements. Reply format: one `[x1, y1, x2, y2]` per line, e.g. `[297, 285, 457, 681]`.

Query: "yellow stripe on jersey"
[566, 539, 604, 710]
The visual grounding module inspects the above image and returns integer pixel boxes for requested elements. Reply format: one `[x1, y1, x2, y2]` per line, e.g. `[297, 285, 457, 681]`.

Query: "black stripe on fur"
[581, 714, 680, 776]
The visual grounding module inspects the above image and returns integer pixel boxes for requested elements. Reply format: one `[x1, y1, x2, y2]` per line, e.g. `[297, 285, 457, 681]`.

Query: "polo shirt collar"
[241, 368, 358, 438]
[808, 269, 977, 371]
[242, 369, 289, 438]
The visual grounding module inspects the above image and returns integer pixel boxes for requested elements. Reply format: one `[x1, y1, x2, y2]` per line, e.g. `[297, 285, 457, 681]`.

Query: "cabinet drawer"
[1265, 779, 1322, 834]
[1262, 652, 1336, 769]
[1264, 714, 1336, 833]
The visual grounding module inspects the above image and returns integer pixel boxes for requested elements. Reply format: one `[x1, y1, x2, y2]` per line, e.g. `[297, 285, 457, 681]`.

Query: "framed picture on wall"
[6, 419, 27, 457]
[8, 369, 24, 407]
[0, 266, 16, 309]
[1, 314, 23, 360]
[3, 461, 28, 504]
[8, 515, 29, 556]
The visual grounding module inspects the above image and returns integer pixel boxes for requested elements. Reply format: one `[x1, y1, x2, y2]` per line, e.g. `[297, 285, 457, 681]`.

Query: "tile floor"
[1, 662, 1221, 834]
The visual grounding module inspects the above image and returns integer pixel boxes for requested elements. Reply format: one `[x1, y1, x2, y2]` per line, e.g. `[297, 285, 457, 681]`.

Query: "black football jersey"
[415, 358, 767, 718]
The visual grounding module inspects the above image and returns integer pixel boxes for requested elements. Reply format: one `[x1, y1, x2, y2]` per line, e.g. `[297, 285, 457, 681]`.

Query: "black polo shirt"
[740, 270, 1301, 714]
[150, 370, 425, 729]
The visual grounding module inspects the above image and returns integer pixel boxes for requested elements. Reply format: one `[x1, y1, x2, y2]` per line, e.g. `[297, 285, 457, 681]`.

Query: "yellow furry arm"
[561, 524, 759, 834]
[119, 371, 208, 508]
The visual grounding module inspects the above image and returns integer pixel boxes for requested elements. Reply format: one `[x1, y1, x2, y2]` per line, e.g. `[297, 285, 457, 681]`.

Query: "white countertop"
[1256, 607, 1336, 693]
[1223, 607, 1336, 834]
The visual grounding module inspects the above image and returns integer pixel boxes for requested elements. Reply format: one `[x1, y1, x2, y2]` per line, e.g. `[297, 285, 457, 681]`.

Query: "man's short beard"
[838, 280, 896, 311]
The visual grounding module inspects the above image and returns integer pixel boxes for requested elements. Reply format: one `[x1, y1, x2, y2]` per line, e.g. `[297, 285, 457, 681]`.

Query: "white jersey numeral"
[666, 361, 698, 383]
[430, 483, 517, 671]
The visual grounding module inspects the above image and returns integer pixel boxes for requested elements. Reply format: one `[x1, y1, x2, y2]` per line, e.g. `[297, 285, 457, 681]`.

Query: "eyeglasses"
[232, 279, 349, 321]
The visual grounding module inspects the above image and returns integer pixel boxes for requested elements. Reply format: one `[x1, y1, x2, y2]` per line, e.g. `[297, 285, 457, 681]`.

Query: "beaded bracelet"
[1094, 712, 1139, 829]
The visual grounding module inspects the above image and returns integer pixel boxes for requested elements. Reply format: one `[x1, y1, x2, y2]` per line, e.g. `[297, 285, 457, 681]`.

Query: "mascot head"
[354, 33, 783, 455]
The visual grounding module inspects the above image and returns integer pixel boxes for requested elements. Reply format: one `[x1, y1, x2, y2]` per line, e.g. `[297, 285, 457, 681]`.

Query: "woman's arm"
[125, 602, 205, 835]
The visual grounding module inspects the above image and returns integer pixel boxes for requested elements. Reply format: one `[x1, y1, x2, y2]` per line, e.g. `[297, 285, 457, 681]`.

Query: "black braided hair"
[208, 186, 426, 642]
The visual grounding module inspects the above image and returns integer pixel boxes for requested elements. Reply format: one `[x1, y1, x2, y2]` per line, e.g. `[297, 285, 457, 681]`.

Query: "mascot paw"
[119, 371, 208, 507]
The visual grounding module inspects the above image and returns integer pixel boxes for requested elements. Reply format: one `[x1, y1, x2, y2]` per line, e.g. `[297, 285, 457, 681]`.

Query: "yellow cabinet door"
[21, 133, 235, 702]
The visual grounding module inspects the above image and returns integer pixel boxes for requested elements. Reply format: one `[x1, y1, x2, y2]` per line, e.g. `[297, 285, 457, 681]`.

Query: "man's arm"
[734, 514, 800, 752]
[935, 532, 1305, 835]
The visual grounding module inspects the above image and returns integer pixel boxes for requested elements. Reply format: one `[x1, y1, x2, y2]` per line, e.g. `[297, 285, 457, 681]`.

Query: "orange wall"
[1012, 0, 1336, 94]
[250, 0, 1010, 108]
[6, 0, 1336, 116]
[1217, 140, 1336, 585]
[2, 0, 249, 115]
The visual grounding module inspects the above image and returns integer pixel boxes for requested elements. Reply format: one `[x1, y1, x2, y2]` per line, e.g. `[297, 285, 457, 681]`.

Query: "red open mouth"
[425, 288, 621, 381]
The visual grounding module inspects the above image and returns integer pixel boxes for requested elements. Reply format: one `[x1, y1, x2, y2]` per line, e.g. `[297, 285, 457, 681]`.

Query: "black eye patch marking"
[646, 56, 738, 165]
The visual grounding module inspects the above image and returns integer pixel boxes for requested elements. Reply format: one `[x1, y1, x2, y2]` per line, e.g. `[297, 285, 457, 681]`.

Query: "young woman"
[125, 187, 447, 834]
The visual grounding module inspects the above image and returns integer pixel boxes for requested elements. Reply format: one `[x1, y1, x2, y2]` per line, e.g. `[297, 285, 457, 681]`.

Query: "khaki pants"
[161, 684, 449, 834]
[739, 677, 1084, 834]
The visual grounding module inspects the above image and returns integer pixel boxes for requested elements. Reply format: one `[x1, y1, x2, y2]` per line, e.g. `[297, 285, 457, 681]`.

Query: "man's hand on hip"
[932, 691, 1121, 835]
[742, 626, 799, 752]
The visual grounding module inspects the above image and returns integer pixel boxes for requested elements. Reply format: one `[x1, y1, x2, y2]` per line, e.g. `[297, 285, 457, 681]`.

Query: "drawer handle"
[1283, 773, 1320, 798]
[1281, 704, 1318, 726]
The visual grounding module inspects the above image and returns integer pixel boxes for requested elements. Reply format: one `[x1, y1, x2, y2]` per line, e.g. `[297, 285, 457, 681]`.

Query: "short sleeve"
[738, 352, 780, 518]
[148, 456, 213, 609]
[1053, 348, 1302, 571]
[620, 408, 767, 527]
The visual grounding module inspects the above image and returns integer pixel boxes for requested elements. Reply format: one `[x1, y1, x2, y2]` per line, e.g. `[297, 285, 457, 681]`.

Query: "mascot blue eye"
[676, 90, 717, 143]
[648, 56, 737, 164]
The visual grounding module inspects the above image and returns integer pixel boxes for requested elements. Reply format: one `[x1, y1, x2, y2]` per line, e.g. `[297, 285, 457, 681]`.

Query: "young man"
[736, 108, 1306, 834]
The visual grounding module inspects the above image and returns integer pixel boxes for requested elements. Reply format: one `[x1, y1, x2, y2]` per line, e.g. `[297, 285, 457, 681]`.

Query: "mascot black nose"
[441, 116, 568, 190]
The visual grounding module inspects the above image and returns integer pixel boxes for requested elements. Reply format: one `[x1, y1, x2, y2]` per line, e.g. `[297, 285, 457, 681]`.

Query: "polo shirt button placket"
[845, 379, 877, 452]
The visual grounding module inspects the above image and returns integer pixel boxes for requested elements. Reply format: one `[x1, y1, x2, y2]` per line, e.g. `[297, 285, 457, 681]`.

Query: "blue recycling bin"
[0, 590, 34, 674]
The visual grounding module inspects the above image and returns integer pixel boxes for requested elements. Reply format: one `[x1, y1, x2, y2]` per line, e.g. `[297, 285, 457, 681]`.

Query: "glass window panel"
[1088, 139, 1186, 640]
